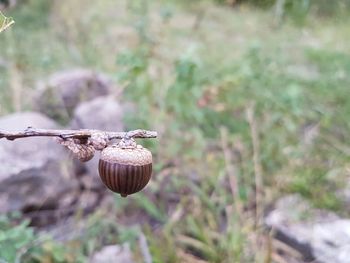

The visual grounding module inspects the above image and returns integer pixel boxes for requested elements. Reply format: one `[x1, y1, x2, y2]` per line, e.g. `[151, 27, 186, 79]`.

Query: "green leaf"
[133, 194, 165, 222]
[0, 11, 14, 33]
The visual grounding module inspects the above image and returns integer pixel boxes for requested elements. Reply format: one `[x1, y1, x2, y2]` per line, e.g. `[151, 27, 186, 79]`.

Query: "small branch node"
[0, 128, 157, 152]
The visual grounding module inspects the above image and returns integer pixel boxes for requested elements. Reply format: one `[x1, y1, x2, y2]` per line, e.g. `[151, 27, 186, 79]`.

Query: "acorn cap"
[100, 144, 152, 166]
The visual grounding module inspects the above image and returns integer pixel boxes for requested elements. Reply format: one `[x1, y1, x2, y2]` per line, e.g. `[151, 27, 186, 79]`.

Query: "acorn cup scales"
[98, 143, 152, 197]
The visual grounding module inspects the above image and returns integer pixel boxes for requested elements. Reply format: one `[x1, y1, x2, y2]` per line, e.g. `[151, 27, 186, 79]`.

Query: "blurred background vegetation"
[0, 0, 350, 262]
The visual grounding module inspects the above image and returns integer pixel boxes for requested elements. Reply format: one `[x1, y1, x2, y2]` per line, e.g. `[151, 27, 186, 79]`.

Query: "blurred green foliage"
[0, 214, 35, 262]
[196, 0, 350, 25]
[0, 211, 146, 262]
[211, 0, 350, 15]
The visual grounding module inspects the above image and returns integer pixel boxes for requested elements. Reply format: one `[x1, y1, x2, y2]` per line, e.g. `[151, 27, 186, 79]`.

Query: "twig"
[220, 126, 243, 217]
[274, 0, 286, 26]
[0, 127, 157, 141]
[192, 8, 205, 31]
[0, 127, 157, 161]
[0, 11, 15, 33]
[246, 102, 264, 262]
[246, 103, 263, 224]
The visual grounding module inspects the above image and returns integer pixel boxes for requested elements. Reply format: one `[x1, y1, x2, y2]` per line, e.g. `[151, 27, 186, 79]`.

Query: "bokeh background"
[1, 0, 350, 262]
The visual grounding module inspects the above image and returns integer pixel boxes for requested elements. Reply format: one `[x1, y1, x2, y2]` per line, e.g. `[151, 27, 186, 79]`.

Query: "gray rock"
[265, 194, 350, 263]
[90, 244, 134, 263]
[0, 112, 77, 213]
[70, 95, 124, 132]
[35, 69, 113, 124]
[0, 0, 17, 9]
[70, 96, 124, 190]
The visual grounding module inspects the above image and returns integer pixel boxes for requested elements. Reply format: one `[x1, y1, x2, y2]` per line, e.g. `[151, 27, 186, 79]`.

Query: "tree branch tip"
[0, 128, 157, 141]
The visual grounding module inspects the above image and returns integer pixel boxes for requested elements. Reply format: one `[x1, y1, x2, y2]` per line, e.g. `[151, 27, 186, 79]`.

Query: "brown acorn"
[98, 140, 152, 197]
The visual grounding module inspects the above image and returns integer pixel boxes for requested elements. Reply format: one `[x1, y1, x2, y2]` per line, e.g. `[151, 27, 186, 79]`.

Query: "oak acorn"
[98, 140, 152, 197]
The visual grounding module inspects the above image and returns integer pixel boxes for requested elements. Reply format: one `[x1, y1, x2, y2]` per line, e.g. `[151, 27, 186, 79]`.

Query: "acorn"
[98, 138, 152, 197]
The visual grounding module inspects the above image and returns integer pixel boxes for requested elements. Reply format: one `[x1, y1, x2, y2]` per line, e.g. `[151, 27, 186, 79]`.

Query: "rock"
[80, 174, 102, 191]
[0, 112, 77, 213]
[265, 194, 350, 263]
[70, 96, 124, 190]
[90, 244, 134, 263]
[76, 191, 100, 210]
[70, 95, 124, 131]
[36, 190, 103, 237]
[0, 0, 16, 9]
[35, 69, 114, 124]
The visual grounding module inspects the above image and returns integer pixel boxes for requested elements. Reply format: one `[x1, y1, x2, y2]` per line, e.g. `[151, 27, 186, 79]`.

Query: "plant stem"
[0, 127, 157, 141]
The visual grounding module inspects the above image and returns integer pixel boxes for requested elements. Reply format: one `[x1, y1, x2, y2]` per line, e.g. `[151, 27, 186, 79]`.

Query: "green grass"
[1, 0, 350, 262]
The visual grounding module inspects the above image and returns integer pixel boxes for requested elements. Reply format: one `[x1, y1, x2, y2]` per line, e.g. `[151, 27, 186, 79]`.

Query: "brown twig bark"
[220, 126, 243, 218]
[246, 102, 265, 262]
[246, 103, 263, 224]
[0, 127, 157, 162]
[0, 127, 157, 141]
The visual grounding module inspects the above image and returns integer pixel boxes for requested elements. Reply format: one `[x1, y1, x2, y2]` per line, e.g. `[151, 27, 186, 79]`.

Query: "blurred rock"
[70, 95, 124, 131]
[37, 190, 103, 237]
[265, 194, 350, 263]
[0, 0, 16, 9]
[35, 69, 114, 124]
[70, 96, 124, 190]
[90, 244, 134, 263]
[77, 191, 100, 210]
[0, 112, 77, 213]
[80, 174, 102, 191]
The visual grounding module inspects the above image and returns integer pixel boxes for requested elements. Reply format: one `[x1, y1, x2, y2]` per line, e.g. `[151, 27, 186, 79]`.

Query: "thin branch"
[139, 231, 152, 263]
[0, 11, 15, 33]
[0, 127, 157, 141]
[246, 103, 263, 214]
[246, 102, 265, 262]
[219, 126, 243, 218]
